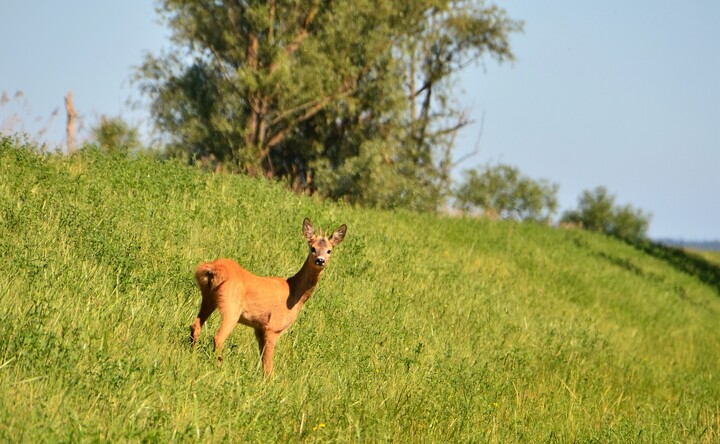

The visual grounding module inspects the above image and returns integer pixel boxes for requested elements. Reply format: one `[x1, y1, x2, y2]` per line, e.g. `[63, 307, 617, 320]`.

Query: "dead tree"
[65, 92, 76, 154]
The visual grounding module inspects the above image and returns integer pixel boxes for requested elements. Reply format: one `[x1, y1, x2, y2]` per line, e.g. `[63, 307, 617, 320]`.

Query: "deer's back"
[201, 258, 292, 329]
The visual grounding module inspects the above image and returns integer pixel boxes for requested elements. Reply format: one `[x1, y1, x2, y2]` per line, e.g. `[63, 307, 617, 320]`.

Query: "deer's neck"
[286, 256, 323, 310]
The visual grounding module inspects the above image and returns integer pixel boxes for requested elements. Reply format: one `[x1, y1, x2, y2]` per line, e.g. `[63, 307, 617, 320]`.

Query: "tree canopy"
[135, 0, 522, 210]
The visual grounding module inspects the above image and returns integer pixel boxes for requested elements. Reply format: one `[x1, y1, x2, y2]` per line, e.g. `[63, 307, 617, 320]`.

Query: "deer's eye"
[311, 247, 317, 254]
[327, 250, 332, 254]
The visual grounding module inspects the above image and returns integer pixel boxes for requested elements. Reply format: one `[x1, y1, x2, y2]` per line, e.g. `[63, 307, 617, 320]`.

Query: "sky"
[1, 1, 718, 240]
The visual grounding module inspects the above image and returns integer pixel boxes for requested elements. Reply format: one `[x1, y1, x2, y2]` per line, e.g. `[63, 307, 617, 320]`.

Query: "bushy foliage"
[455, 163, 559, 223]
[135, 0, 522, 210]
[312, 140, 443, 212]
[89, 115, 142, 155]
[561, 186, 651, 240]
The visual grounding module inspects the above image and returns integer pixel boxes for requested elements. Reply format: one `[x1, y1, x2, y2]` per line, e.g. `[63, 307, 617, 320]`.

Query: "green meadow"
[1, 138, 719, 442]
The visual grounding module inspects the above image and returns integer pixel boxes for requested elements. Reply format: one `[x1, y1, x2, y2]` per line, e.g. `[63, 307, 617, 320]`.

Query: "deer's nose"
[314, 257, 326, 267]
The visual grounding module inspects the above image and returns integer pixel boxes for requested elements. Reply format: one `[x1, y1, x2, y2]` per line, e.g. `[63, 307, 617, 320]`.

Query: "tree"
[400, 3, 520, 197]
[455, 164, 559, 223]
[135, 0, 521, 210]
[612, 204, 652, 240]
[89, 115, 142, 155]
[561, 186, 651, 240]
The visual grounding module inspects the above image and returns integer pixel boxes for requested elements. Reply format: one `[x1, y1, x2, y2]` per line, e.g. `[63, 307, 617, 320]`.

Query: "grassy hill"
[693, 250, 720, 267]
[1, 137, 719, 442]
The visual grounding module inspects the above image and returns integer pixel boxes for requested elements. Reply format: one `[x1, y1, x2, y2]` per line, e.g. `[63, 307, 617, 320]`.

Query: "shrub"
[561, 186, 651, 240]
[455, 163, 559, 223]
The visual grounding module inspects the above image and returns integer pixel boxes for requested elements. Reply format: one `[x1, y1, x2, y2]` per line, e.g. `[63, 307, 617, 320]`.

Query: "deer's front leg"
[255, 329, 279, 377]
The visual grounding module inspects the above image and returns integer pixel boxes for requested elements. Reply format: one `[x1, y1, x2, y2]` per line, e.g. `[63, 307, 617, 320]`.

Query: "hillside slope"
[1, 139, 719, 442]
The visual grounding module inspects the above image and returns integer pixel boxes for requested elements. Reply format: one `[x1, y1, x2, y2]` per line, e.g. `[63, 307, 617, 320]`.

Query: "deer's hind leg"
[190, 294, 216, 349]
[213, 300, 241, 366]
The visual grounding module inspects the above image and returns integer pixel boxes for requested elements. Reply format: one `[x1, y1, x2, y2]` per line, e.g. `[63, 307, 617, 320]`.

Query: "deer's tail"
[194, 261, 227, 292]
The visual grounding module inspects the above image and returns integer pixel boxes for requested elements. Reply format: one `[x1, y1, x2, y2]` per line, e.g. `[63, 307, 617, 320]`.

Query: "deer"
[190, 218, 347, 377]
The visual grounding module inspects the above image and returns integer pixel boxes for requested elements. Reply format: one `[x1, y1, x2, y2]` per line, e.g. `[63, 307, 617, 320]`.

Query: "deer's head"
[303, 218, 346, 269]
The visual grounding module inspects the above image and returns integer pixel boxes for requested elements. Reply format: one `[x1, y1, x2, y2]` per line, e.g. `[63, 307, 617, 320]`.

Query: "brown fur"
[190, 218, 347, 377]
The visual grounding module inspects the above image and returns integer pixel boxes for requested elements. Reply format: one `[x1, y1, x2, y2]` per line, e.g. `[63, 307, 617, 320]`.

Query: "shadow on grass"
[626, 238, 720, 296]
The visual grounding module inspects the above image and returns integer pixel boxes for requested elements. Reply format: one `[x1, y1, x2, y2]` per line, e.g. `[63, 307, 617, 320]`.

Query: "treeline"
[3, 1, 652, 240]
[454, 164, 651, 240]
[77, 114, 659, 241]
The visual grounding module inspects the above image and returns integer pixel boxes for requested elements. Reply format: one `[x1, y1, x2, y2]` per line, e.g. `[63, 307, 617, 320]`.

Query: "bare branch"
[452, 110, 485, 167]
[411, 80, 432, 99]
[432, 115, 474, 138]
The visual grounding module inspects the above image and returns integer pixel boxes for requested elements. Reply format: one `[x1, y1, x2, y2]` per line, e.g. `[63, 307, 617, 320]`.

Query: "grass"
[1, 137, 719, 442]
[691, 249, 720, 268]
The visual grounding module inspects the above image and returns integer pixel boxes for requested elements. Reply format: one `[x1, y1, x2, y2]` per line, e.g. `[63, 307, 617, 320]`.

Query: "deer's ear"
[302, 218, 315, 242]
[330, 224, 347, 246]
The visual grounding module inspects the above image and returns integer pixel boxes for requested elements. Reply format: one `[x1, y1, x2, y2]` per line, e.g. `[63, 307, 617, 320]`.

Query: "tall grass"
[1, 137, 719, 442]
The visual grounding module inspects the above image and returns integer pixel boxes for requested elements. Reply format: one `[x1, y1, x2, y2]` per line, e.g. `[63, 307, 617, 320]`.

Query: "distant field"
[1, 138, 719, 442]
[691, 249, 720, 267]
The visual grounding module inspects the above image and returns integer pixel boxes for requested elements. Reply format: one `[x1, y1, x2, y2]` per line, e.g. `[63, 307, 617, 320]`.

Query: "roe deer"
[190, 218, 347, 376]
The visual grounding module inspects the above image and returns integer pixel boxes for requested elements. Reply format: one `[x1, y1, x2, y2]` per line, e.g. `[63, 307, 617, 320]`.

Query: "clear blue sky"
[2, 1, 718, 240]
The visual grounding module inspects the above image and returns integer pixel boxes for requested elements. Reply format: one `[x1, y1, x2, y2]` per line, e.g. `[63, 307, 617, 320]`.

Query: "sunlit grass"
[692, 249, 720, 267]
[1, 139, 719, 442]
